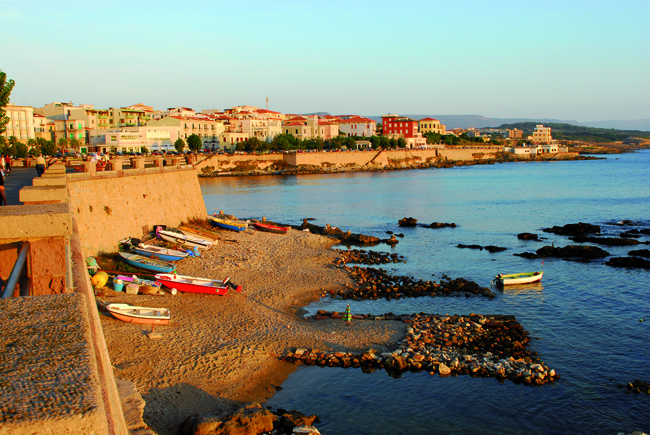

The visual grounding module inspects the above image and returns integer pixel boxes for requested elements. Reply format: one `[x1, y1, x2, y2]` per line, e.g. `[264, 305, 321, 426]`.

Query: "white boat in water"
[493, 271, 543, 286]
[155, 226, 216, 249]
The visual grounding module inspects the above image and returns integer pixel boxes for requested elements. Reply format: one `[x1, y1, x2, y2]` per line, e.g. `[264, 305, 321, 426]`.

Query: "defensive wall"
[0, 158, 206, 434]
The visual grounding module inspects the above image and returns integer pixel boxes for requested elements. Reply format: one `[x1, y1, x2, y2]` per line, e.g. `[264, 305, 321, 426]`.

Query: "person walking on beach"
[35, 153, 46, 177]
[343, 304, 352, 327]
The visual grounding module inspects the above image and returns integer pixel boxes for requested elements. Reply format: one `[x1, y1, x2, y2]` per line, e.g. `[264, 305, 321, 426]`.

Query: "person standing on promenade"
[35, 153, 46, 177]
[0, 169, 7, 205]
[4, 154, 11, 176]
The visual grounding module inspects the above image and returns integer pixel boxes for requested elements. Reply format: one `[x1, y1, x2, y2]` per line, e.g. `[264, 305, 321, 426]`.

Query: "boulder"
[484, 246, 507, 253]
[536, 245, 610, 259]
[438, 363, 451, 375]
[398, 217, 418, 227]
[385, 355, 409, 370]
[179, 403, 276, 435]
[517, 233, 538, 241]
[513, 252, 540, 259]
[428, 222, 457, 229]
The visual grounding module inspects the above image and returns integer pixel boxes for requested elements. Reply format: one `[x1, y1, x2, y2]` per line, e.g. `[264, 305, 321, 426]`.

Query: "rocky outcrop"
[606, 257, 650, 269]
[536, 245, 610, 259]
[298, 220, 391, 246]
[179, 403, 276, 435]
[570, 234, 646, 246]
[278, 411, 319, 432]
[513, 252, 540, 259]
[542, 222, 601, 237]
[334, 249, 405, 265]
[517, 233, 539, 241]
[457, 244, 507, 253]
[398, 217, 417, 227]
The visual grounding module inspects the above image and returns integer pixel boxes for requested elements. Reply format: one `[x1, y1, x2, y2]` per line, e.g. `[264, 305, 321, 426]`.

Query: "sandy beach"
[97, 227, 406, 435]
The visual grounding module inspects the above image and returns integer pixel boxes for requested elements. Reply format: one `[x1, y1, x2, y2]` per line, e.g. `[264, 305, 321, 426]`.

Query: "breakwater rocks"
[330, 267, 495, 300]
[283, 313, 558, 385]
[334, 249, 405, 265]
[299, 219, 397, 246]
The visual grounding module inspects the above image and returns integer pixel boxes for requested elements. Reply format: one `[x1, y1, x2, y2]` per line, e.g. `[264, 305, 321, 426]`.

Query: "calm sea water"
[200, 151, 650, 434]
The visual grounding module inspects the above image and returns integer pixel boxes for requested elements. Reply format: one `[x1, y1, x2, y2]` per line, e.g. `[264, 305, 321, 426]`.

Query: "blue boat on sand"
[132, 243, 191, 262]
[118, 252, 176, 273]
[208, 216, 248, 232]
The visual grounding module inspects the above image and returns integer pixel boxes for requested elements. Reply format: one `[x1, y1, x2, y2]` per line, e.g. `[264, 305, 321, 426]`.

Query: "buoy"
[91, 271, 108, 288]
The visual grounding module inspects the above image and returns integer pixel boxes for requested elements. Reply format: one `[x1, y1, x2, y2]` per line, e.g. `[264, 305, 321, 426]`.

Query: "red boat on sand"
[155, 273, 242, 295]
[252, 222, 289, 234]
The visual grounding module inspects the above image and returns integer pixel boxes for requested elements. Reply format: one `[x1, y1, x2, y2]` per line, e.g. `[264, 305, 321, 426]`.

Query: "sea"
[199, 150, 650, 435]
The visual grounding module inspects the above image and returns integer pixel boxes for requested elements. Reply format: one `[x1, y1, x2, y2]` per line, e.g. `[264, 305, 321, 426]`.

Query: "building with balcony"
[88, 126, 182, 153]
[2, 104, 35, 142]
[54, 119, 86, 146]
[33, 113, 55, 141]
[146, 115, 225, 147]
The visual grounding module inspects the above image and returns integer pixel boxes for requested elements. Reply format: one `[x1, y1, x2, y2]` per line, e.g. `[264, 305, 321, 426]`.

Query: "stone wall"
[67, 169, 207, 255]
[194, 153, 284, 172]
[438, 147, 501, 161]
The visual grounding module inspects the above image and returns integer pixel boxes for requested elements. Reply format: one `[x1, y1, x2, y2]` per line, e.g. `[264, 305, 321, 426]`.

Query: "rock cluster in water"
[606, 257, 650, 269]
[398, 217, 418, 227]
[542, 222, 601, 236]
[619, 380, 650, 394]
[428, 222, 457, 229]
[334, 249, 405, 265]
[283, 313, 558, 385]
[629, 249, 650, 258]
[329, 267, 495, 300]
[457, 244, 507, 253]
[517, 232, 539, 240]
[298, 219, 396, 246]
[570, 234, 647, 246]
[515, 244, 610, 260]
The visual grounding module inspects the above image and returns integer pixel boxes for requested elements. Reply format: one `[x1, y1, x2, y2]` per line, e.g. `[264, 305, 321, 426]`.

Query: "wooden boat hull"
[252, 222, 288, 234]
[106, 303, 170, 325]
[118, 252, 176, 273]
[494, 271, 543, 286]
[156, 227, 214, 249]
[155, 273, 242, 295]
[133, 244, 189, 262]
[208, 216, 248, 232]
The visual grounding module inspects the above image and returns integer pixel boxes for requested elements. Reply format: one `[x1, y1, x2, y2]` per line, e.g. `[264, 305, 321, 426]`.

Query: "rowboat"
[208, 216, 248, 232]
[155, 226, 215, 249]
[118, 252, 176, 273]
[252, 222, 289, 234]
[155, 273, 243, 295]
[493, 271, 543, 286]
[133, 243, 190, 262]
[106, 303, 170, 325]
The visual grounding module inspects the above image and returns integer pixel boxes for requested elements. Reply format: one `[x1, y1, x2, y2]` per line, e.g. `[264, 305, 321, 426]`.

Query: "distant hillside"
[497, 122, 650, 143]
[365, 115, 650, 132]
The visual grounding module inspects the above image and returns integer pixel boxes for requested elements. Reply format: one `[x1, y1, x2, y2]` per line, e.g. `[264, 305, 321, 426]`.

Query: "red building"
[381, 114, 419, 138]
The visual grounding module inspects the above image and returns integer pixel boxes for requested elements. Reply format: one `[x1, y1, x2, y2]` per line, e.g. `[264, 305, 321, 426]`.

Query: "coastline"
[98, 228, 406, 435]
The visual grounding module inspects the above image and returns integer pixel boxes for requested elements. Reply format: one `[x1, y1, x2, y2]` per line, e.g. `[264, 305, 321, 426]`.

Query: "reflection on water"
[200, 151, 650, 434]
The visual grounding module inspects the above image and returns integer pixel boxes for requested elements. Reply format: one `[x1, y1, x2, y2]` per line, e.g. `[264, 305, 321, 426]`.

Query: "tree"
[187, 134, 202, 152]
[15, 142, 28, 158]
[397, 138, 407, 149]
[57, 137, 68, 153]
[69, 138, 82, 151]
[369, 136, 381, 149]
[174, 138, 186, 153]
[40, 140, 56, 156]
[0, 72, 15, 135]
[140, 146, 150, 155]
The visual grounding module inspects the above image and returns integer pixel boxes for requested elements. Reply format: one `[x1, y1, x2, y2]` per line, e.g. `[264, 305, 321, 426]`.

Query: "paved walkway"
[2, 167, 39, 206]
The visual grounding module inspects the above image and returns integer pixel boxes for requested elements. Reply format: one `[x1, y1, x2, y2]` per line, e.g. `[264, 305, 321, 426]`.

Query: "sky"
[1, 0, 649, 122]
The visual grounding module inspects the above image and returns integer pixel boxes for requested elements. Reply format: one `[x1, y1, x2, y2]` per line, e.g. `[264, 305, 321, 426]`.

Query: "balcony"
[125, 114, 136, 119]
[125, 123, 136, 127]
[98, 123, 109, 127]
[98, 115, 108, 119]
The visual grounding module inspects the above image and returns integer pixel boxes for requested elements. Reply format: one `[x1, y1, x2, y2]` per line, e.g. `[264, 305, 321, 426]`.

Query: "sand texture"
[98, 228, 406, 435]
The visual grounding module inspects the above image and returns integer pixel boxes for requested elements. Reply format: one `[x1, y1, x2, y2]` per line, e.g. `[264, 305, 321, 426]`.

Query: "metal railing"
[1, 242, 30, 298]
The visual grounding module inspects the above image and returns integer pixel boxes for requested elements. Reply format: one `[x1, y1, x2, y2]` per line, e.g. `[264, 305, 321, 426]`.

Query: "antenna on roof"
[266, 96, 268, 111]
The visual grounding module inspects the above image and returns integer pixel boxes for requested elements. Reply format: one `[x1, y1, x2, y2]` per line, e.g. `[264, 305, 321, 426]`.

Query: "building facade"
[418, 117, 446, 135]
[2, 104, 35, 141]
[381, 114, 419, 138]
[532, 124, 554, 145]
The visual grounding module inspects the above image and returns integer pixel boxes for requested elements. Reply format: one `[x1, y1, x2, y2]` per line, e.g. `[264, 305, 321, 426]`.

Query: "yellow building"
[418, 117, 446, 135]
[2, 103, 35, 141]
[147, 115, 225, 147]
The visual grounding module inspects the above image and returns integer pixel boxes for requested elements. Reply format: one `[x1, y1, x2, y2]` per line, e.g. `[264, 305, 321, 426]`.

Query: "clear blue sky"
[2, 0, 649, 121]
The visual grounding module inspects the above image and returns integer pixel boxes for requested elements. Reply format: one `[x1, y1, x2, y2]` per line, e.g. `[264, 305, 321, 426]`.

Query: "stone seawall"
[438, 147, 501, 161]
[67, 169, 207, 256]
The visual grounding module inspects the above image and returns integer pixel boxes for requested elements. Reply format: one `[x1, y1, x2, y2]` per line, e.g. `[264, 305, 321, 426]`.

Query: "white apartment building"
[2, 104, 35, 141]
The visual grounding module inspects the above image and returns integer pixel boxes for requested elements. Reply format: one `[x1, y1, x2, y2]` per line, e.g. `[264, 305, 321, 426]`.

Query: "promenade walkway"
[3, 167, 38, 206]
